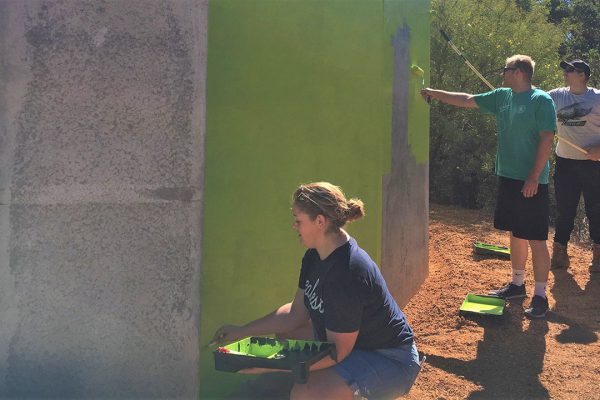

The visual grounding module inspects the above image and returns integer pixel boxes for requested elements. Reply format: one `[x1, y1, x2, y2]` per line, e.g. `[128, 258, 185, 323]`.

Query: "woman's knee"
[290, 370, 353, 400]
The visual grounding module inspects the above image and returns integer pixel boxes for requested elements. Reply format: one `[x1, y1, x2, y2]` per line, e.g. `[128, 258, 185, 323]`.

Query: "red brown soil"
[404, 204, 600, 400]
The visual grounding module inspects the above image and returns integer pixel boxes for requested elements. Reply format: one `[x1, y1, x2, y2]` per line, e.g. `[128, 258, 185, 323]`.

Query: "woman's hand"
[210, 291, 309, 346]
[211, 324, 247, 345]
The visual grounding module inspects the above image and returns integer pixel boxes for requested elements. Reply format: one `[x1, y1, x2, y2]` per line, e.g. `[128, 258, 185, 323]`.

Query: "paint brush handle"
[203, 340, 217, 349]
[440, 29, 451, 43]
[440, 29, 495, 90]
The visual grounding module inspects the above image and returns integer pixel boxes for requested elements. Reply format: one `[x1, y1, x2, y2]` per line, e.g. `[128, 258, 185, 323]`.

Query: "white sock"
[534, 282, 547, 298]
[511, 269, 525, 286]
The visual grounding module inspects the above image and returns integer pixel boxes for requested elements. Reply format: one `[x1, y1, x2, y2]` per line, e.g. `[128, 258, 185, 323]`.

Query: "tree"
[543, 0, 600, 87]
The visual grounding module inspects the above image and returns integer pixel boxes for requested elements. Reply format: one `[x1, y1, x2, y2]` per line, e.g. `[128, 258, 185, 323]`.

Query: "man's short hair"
[506, 54, 535, 81]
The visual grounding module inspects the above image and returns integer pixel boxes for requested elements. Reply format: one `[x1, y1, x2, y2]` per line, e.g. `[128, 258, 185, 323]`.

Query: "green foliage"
[429, 0, 563, 208]
[542, 0, 600, 87]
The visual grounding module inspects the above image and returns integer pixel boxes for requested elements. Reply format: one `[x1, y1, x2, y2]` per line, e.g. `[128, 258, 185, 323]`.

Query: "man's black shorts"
[494, 176, 549, 241]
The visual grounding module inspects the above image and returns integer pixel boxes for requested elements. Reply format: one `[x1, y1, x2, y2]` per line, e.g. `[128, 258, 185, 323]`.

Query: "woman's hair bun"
[345, 198, 365, 222]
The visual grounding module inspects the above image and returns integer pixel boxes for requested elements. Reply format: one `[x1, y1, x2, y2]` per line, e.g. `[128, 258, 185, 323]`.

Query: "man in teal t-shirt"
[421, 55, 556, 319]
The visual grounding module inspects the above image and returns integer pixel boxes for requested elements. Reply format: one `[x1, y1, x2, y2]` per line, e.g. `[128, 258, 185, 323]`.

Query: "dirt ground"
[404, 203, 600, 400]
[229, 203, 600, 399]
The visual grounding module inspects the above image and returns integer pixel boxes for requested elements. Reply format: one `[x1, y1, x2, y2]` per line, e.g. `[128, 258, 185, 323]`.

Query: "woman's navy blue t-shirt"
[298, 237, 414, 350]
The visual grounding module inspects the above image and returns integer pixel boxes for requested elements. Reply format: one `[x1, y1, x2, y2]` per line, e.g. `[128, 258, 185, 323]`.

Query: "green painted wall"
[201, 0, 429, 397]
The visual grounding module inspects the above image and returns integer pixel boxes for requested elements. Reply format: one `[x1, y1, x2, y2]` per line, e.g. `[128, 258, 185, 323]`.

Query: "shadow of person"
[550, 268, 598, 344]
[585, 270, 600, 294]
[426, 304, 550, 399]
[585, 270, 600, 328]
[546, 313, 598, 344]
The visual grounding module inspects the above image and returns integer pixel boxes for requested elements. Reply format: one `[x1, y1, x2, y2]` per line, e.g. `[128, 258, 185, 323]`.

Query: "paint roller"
[411, 65, 430, 103]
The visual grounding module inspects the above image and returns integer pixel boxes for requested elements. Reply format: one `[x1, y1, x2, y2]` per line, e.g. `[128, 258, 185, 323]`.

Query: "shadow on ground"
[550, 268, 599, 344]
[425, 300, 550, 399]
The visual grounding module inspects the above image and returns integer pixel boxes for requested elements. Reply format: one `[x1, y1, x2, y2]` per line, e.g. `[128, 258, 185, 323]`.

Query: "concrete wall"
[0, 0, 206, 397]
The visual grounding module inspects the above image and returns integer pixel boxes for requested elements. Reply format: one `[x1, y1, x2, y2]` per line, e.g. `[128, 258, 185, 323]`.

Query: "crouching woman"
[212, 182, 421, 399]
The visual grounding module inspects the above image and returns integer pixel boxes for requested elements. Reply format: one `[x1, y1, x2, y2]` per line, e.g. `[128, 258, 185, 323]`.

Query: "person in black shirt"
[212, 182, 421, 399]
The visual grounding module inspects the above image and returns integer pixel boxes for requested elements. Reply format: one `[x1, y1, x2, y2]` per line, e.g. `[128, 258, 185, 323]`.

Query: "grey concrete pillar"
[381, 24, 429, 307]
[0, 0, 206, 397]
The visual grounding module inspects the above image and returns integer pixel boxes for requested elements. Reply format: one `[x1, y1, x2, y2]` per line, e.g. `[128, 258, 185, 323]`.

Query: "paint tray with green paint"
[213, 337, 336, 383]
[460, 293, 506, 316]
[473, 242, 511, 259]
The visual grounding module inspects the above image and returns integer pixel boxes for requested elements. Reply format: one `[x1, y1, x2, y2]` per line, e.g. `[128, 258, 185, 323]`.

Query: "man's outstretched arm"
[421, 88, 479, 109]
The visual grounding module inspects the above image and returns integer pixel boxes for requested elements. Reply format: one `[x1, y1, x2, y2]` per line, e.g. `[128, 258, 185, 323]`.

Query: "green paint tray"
[460, 293, 506, 316]
[473, 242, 510, 259]
[213, 336, 336, 383]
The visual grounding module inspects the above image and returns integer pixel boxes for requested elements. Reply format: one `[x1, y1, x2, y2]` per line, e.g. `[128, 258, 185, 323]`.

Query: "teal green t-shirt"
[474, 88, 556, 184]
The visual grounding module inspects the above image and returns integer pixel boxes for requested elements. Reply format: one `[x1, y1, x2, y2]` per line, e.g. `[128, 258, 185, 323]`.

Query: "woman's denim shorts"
[333, 342, 421, 399]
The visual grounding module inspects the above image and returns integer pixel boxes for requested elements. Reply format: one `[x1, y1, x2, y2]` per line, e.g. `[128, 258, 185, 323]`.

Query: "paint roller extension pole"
[556, 136, 588, 155]
[440, 29, 495, 90]
[440, 29, 588, 156]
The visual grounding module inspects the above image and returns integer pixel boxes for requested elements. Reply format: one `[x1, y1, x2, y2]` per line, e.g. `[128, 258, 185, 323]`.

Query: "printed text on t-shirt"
[304, 278, 324, 313]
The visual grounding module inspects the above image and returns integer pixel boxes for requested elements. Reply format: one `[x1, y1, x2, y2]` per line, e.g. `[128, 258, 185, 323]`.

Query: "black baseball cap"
[560, 59, 591, 77]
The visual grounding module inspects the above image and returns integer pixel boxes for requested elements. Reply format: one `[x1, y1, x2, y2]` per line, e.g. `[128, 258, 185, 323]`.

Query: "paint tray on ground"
[213, 336, 336, 383]
[473, 242, 510, 259]
[459, 293, 506, 316]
